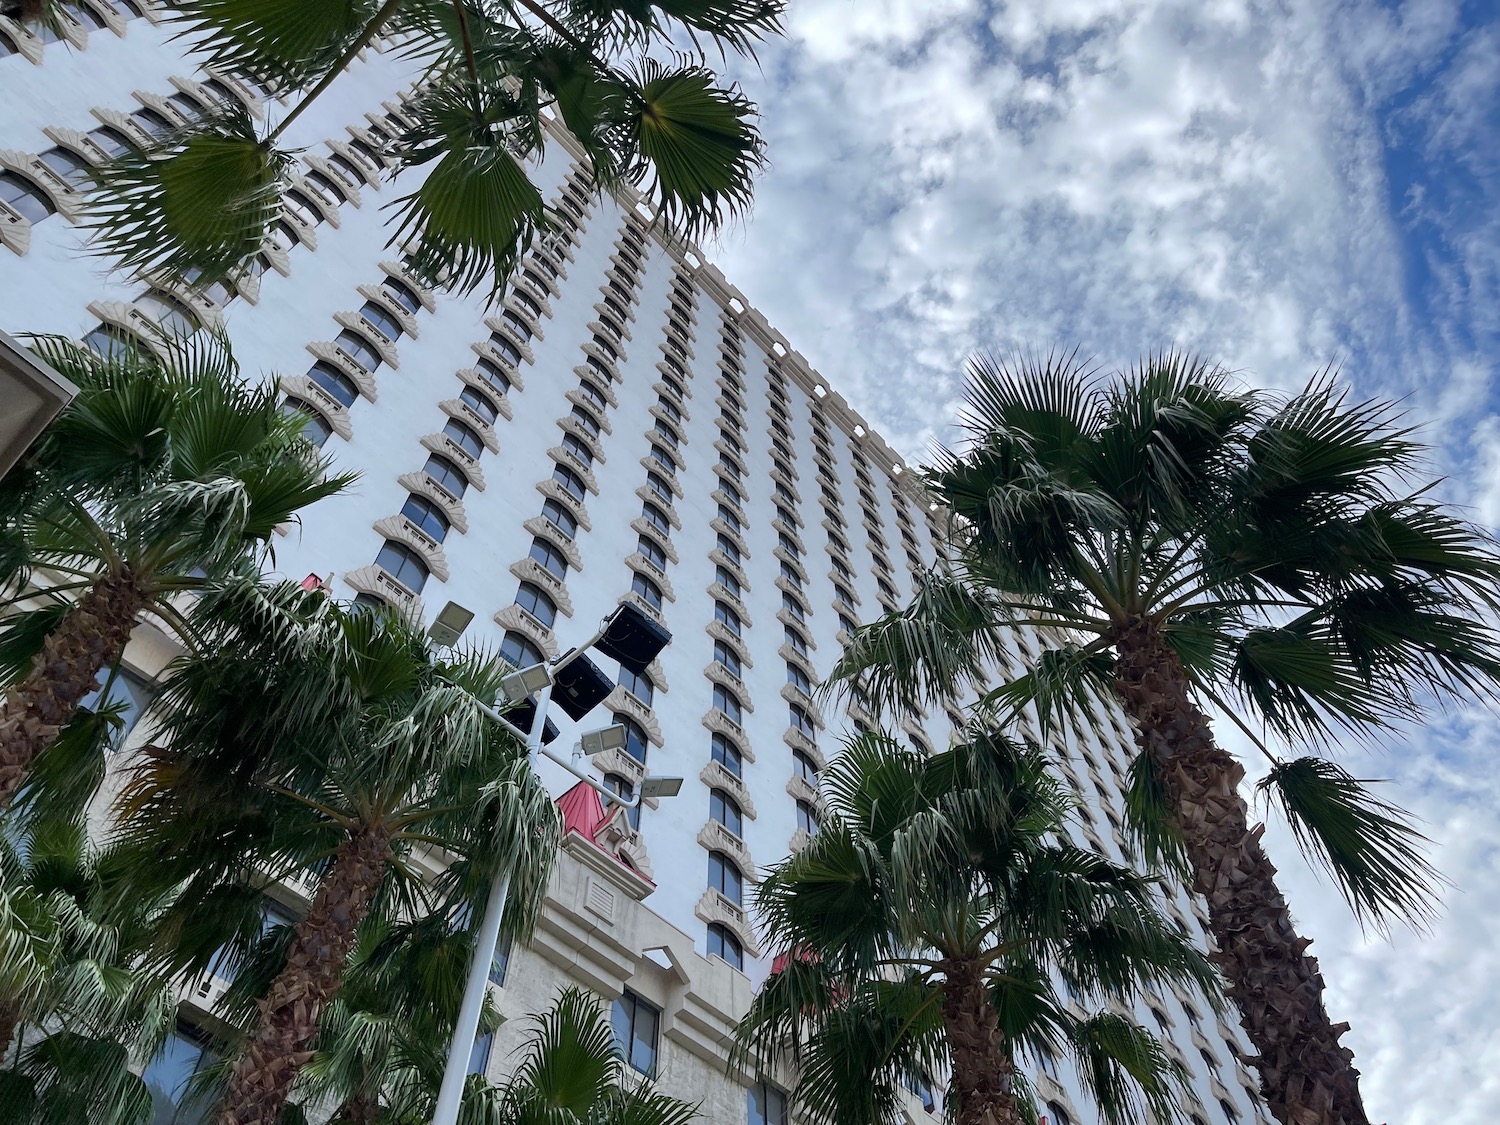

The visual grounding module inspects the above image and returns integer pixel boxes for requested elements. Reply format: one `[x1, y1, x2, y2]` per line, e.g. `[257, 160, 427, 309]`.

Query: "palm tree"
[114, 580, 561, 1125]
[737, 727, 1218, 1125]
[474, 986, 699, 1125]
[75, 0, 780, 298]
[0, 817, 177, 1125]
[831, 352, 1500, 1125]
[0, 334, 355, 812]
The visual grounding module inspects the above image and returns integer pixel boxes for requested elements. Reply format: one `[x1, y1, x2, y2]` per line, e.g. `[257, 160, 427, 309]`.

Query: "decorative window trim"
[785, 774, 819, 807]
[521, 516, 583, 568]
[0, 15, 49, 62]
[305, 349, 379, 402]
[301, 153, 364, 207]
[197, 68, 263, 115]
[332, 309, 402, 366]
[418, 431, 486, 488]
[772, 519, 806, 553]
[633, 488, 680, 530]
[565, 390, 616, 430]
[82, 300, 170, 359]
[579, 338, 621, 381]
[558, 416, 608, 462]
[696, 819, 755, 874]
[545, 446, 598, 494]
[329, 137, 385, 181]
[602, 688, 662, 744]
[534, 478, 591, 530]
[707, 517, 748, 559]
[470, 341, 527, 390]
[397, 470, 469, 533]
[372, 514, 451, 581]
[623, 519, 676, 564]
[694, 889, 760, 958]
[343, 563, 424, 610]
[508, 557, 574, 612]
[278, 375, 352, 440]
[493, 603, 563, 651]
[439, 397, 502, 449]
[590, 745, 645, 786]
[781, 683, 823, 721]
[356, 281, 420, 337]
[0, 149, 85, 224]
[482, 315, 538, 363]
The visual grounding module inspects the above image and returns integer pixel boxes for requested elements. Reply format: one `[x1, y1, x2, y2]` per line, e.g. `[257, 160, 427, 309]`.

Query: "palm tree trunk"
[215, 823, 393, 1125]
[1111, 615, 1367, 1125]
[0, 572, 144, 810]
[0, 997, 21, 1060]
[939, 959, 1023, 1125]
[328, 1090, 382, 1125]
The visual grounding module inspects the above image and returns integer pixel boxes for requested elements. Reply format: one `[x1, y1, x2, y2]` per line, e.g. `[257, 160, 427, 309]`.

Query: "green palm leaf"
[84, 108, 288, 284]
[168, 0, 390, 89]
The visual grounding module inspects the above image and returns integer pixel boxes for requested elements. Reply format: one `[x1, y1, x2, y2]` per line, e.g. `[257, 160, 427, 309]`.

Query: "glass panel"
[143, 1026, 217, 1125]
[0, 172, 55, 223]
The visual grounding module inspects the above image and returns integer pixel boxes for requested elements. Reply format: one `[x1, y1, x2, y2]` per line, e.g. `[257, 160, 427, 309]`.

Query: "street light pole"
[430, 684, 550, 1125]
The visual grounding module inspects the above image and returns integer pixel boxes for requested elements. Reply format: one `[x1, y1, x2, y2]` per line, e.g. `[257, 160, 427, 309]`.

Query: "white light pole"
[431, 606, 678, 1125]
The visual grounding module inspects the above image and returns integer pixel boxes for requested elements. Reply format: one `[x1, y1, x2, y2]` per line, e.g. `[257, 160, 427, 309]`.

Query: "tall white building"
[0, 8, 1273, 1125]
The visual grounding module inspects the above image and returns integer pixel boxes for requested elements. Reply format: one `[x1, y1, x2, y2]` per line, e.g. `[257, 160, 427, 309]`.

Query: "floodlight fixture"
[427, 601, 474, 648]
[580, 724, 628, 756]
[0, 330, 76, 479]
[552, 651, 613, 720]
[500, 663, 551, 703]
[596, 602, 672, 675]
[505, 697, 560, 745]
[640, 775, 684, 800]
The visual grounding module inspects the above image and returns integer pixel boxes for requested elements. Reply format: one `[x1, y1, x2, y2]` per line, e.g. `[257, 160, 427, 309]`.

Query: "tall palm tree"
[831, 352, 1500, 1125]
[115, 580, 560, 1125]
[0, 817, 177, 1125]
[474, 986, 699, 1125]
[77, 0, 781, 298]
[0, 334, 355, 811]
[737, 727, 1218, 1125]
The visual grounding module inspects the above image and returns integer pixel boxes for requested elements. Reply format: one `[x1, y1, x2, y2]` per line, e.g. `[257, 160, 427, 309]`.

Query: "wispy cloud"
[712, 1, 1500, 1120]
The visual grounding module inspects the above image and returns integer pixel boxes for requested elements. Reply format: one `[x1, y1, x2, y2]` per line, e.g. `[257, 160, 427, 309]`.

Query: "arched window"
[443, 418, 483, 459]
[1218, 1099, 1240, 1123]
[636, 535, 667, 571]
[795, 800, 819, 835]
[540, 498, 578, 539]
[129, 108, 174, 140]
[618, 666, 653, 706]
[88, 126, 133, 158]
[591, 334, 617, 361]
[649, 444, 675, 472]
[474, 358, 511, 396]
[712, 684, 743, 726]
[652, 418, 678, 447]
[716, 504, 742, 533]
[350, 138, 385, 168]
[351, 591, 386, 613]
[0, 172, 56, 224]
[1045, 1103, 1072, 1125]
[645, 472, 672, 503]
[374, 540, 428, 593]
[306, 362, 359, 407]
[781, 593, 806, 623]
[560, 432, 593, 467]
[713, 566, 742, 599]
[283, 189, 323, 227]
[641, 503, 670, 536]
[400, 493, 449, 542]
[38, 146, 91, 187]
[502, 309, 531, 341]
[565, 403, 601, 438]
[328, 153, 365, 187]
[423, 454, 468, 498]
[577, 380, 607, 410]
[80, 324, 141, 360]
[712, 640, 742, 679]
[784, 624, 809, 656]
[718, 476, 742, 505]
[0, 31, 18, 56]
[528, 537, 567, 580]
[655, 396, 680, 423]
[786, 664, 812, 695]
[489, 333, 521, 365]
[707, 923, 743, 970]
[515, 582, 557, 629]
[614, 714, 648, 763]
[715, 533, 741, 564]
[460, 386, 498, 425]
[711, 733, 742, 777]
[780, 532, 804, 558]
[281, 398, 331, 447]
[707, 851, 743, 906]
[631, 571, 662, 612]
[359, 300, 403, 341]
[789, 703, 816, 736]
[779, 561, 803, 589]
[604, 773, 640, 830]
[305, 170, 347, 206]
[793, 750, 819, 784]
[713, 601, 741, 638]
[500, 631, 544, 670]
[709, 789, 742, 837]
[551, 464, 586, 502]
[334, 330, 382, 372]
[135, 290, 199, 337]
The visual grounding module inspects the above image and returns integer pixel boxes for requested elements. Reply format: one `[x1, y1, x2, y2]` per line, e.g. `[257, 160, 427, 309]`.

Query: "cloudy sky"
[702, 1, 1500, 1122]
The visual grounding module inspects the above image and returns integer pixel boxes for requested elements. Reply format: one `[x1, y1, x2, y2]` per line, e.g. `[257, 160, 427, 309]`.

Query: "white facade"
[0, 8, 1272, 1125]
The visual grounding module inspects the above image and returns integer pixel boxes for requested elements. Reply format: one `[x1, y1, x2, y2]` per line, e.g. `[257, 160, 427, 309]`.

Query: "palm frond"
[1258, 757, 1442, 930]
[167, 0, 391, 90]
[981, 642, 1113, 734]
[1067, 1012, 1189, 1125]
[84, 106, 289, 284]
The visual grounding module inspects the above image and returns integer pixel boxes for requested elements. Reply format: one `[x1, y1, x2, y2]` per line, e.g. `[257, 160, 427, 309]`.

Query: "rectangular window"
[78, 665, 156, 750]
[611, 990, 660, 1075]
[489, 932, 513, 986]
[749, 1082, 789, 1125]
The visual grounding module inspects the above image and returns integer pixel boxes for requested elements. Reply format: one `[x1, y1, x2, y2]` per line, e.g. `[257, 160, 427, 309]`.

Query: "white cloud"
[710, 1, 1500, 1120]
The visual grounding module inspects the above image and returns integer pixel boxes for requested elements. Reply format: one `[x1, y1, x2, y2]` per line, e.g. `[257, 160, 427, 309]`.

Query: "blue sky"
[705, 1, 1500, 1120]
